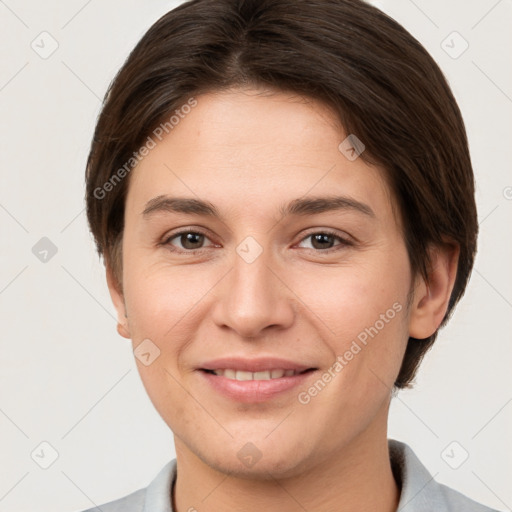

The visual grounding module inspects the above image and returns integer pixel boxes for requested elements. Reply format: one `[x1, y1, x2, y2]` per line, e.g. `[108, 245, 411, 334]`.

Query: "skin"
[106, 87, 459, 512]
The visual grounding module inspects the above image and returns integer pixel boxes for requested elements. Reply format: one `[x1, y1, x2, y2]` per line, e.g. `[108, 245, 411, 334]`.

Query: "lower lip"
[199, 370, 316, 403]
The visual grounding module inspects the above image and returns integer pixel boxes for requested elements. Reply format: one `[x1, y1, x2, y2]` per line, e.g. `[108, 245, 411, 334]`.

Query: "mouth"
[197, 359, 318, 402]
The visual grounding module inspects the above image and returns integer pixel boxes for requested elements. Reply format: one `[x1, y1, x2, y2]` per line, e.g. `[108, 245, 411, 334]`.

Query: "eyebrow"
[142, 194, 375, 220]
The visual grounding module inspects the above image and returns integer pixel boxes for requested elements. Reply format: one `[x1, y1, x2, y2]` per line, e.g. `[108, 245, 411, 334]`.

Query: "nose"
[211, 245, 296, 339]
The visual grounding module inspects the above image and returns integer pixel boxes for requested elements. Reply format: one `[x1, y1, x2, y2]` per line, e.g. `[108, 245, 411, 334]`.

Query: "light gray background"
[0, 1, 510, 511]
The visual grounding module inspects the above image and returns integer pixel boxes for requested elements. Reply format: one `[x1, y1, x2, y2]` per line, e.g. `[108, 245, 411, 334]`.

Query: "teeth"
[224, 369, 236, 379]
[211, 369, 301, 380]
[253, 371, 271, 380]
[236, 370, 253, 381]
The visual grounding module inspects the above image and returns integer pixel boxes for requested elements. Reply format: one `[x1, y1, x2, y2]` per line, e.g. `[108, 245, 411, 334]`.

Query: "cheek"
[121, 260, 209, 421]
[296, 256, 408, 333]
[123, 257, 211, 339]
[123, 242, 410, 348]
[295, 254, 410, 385]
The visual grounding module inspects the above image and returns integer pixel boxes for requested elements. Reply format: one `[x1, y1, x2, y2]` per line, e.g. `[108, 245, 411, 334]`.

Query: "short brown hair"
[85, 0, 478, 388]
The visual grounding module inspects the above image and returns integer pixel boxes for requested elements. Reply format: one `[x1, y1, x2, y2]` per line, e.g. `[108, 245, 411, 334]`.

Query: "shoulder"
[76, 459, 176, 512]
[389, 439, 499, 512]
[78, 488, 146, 512]
[434, 480, 499, 512]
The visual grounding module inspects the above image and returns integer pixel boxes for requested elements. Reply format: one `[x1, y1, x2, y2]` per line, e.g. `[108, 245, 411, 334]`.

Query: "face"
[108, 87, 435, 478]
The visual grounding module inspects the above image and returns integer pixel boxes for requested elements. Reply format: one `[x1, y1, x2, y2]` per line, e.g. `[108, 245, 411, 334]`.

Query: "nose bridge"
[212, 236, 295, 337]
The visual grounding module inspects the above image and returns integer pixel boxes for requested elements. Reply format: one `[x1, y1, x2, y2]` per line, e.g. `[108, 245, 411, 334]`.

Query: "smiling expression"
[107, 87, 430, 478]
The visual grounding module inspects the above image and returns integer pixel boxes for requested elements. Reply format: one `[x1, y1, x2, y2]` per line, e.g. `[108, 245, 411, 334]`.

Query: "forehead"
[126, 88, 396, 225]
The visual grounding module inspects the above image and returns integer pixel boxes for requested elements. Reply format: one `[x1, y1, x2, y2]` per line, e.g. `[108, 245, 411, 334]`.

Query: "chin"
[191, 435, 316, 481]
[211, 455, 308, 481]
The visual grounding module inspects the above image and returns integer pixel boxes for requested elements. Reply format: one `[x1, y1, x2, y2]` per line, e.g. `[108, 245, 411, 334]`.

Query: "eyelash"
[161, 228, 353, 254]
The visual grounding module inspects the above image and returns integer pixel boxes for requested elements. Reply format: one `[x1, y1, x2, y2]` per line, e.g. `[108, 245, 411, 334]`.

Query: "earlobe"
[116, 321, 130, 339]
[105, 263, 131, 340]
[408, 243, 460, 340]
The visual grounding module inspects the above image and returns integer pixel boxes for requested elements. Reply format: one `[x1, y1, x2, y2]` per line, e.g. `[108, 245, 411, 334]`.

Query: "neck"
[172, 415, 400, 512]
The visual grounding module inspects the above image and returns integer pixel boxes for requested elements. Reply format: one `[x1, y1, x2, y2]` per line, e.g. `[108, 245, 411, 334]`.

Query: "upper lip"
[199, 357, 316, 373]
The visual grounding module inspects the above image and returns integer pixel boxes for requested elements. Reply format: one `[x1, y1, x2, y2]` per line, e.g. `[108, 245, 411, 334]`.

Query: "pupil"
[183, 232, 203, 249]
[313, 233, 333, 249]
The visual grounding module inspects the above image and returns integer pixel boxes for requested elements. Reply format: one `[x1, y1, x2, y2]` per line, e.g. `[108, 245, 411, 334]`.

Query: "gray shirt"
[80, 439, 498, 511]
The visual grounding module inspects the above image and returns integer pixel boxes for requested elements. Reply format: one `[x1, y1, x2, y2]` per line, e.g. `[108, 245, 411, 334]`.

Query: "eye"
[297, 230, 352, 252]
[161, 228, 352, 254]
[163, 229, 215, 252]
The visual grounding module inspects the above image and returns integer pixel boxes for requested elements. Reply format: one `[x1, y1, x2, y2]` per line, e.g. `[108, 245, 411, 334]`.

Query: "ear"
[106, 263, 131, 339]
[408, 242, 460, 339]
